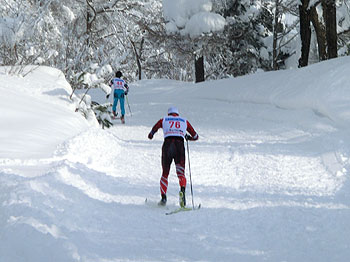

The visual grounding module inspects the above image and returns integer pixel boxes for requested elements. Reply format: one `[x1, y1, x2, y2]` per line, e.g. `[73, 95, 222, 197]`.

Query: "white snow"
[0, 16, 24, 48]
[184, 12, 226, 37]
[1, 57, 350, 261]
[163, 0, 212, 26]
[62, 5, 75, 22]
[162, 0, 226, 37]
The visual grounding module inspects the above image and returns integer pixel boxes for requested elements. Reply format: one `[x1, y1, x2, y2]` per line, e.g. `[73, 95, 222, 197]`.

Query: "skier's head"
[168, 106, 179, 116]
[115, 71, 122, 78]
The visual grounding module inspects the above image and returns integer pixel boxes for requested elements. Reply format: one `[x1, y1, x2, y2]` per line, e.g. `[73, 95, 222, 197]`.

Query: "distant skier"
[148, 106, 198, 207]
[106, 71, 129, 124]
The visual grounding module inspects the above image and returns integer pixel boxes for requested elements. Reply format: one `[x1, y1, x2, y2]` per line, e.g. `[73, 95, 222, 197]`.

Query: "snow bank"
[198, 56, 350, 128]
[0, 66, 93, 160]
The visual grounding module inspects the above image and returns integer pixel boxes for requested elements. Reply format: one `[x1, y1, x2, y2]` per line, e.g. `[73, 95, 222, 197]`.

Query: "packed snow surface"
[1, 58, 350, 261]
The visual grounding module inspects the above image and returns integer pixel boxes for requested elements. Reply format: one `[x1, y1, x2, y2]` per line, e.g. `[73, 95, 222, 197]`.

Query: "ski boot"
[158, 194, 167, 206]
[121, 114, 125, 124]
[112, 111, 117, 120]
[179, 187, 186, 208]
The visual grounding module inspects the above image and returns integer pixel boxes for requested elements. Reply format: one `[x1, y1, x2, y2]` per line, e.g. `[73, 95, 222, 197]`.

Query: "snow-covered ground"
[1, 58, 350, 262]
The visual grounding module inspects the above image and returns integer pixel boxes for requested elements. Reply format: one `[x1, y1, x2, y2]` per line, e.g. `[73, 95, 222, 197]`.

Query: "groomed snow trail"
[2, 61, 350, 261]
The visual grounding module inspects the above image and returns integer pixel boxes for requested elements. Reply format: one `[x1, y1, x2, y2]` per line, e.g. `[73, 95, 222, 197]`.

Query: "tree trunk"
[272, 0, 280, 70]
[129, 38, 144, 80]
[298, 0, 311, 67]
[310, 5, 327, 61]
[195, 56, 205, 83]
[323, 0, 337, 59]
[86, 0, 96, 47]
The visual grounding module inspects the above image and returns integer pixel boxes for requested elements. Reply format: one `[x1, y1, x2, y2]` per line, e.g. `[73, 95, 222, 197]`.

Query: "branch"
[86, 0, 97, 26]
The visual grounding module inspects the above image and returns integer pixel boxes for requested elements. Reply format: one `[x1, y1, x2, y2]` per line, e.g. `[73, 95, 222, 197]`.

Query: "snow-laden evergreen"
[1, 57, 350, 261]
[163, 0, 226, 37]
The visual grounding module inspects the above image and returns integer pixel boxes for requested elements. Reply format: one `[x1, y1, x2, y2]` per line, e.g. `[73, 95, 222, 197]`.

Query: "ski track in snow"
[2, 63, 350, 261]
[1, 122, 349, 261]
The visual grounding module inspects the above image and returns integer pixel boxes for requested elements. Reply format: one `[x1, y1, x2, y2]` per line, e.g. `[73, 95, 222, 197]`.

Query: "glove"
[106, 94, 110, 99]
[124, 91, 128, 96]
[148, 132, 154, 140]
[185, 134, 192, 141]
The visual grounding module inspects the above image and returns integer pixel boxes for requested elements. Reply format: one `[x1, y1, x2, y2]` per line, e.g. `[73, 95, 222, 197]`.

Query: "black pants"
[160, 137, 186, 195]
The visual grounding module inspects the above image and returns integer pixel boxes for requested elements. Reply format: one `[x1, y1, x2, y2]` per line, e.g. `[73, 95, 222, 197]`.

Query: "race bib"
[162, 116, 187, 138]
[112, 78, 125, 90]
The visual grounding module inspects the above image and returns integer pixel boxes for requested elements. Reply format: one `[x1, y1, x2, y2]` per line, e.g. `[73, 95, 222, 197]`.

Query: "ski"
[110, 114, 125, 124]
[145, 198, 168, 209]
[165, 204, 201, 215]
[111, 115, 121, 120]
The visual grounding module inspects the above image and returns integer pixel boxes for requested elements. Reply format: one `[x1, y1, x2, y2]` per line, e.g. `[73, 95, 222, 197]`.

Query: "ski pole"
[126, 95, 132, 116]
[186, 139, 195, 209]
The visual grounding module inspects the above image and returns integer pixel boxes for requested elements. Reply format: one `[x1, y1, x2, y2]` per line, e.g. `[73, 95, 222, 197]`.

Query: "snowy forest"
[2, 1, 350, 261]
[0, 0, 350, 84]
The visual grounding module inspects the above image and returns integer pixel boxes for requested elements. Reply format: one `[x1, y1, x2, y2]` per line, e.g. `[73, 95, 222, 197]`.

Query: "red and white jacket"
[149, 114, 198, 140]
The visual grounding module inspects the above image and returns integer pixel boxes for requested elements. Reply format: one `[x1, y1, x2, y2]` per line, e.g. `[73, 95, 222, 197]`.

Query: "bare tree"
[298, 0, 312, 67]
[129, 37, 144, 80]
[323, 0, 338, 59]
[310, 4, 327, 61]
[299, 0, 337, 67]
[195, 56, 204, 83]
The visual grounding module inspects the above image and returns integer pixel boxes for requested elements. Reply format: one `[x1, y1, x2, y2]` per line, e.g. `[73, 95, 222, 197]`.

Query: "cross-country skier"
[148, 106, 198, 207]
[106, 71, 129, 124]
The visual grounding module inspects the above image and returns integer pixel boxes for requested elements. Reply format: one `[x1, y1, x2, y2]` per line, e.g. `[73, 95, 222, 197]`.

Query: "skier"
[148, 106, 198, 207]
[106, 71, 129, 124]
